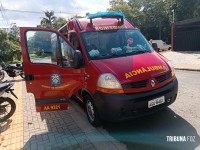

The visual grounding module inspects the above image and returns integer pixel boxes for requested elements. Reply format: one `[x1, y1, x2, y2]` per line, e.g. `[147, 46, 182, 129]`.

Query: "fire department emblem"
[150, 79, 155, 88]
[50, 74, 61, 86]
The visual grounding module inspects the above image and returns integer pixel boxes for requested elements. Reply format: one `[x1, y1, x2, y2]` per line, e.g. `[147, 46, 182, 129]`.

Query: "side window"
[59, 36, 75, 67]
[26, 30, 75, 67]
[70, 33, 82, 51]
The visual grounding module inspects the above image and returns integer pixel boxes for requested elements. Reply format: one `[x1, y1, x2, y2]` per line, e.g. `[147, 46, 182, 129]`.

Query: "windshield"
[81, 29, 153, 60]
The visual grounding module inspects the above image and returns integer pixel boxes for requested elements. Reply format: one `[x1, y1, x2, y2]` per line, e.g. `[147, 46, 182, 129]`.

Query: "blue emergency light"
[87, 12, 125, 19]
[87, 11, 125, 25]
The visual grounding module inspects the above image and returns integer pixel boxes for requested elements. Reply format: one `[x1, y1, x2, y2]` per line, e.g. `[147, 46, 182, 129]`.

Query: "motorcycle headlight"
[167, 61, 175, 76]
[97, 73, 124, 94]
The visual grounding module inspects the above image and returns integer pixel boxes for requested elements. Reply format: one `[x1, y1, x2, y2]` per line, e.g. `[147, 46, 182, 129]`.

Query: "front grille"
[122, 80, 148, 89]
[156, 73, 172, 83]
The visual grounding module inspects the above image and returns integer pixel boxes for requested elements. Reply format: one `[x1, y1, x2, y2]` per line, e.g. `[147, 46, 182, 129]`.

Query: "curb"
[69, 100, 127, 150]
[175, 68, 200, 72]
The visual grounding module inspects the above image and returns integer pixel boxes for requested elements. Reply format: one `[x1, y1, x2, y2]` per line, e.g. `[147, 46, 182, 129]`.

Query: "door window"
[59, 36, 75, 67]
[26, 30, 75, 67]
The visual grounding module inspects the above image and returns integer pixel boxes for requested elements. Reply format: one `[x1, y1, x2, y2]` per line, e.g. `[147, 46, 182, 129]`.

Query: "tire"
[0, 71, 5, 82]
[0, 97, 16, 122]
[84, 94, 101, 127]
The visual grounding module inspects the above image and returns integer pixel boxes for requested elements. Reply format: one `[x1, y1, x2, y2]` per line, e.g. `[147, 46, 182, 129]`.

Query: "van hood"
[91, 52, 170, 84]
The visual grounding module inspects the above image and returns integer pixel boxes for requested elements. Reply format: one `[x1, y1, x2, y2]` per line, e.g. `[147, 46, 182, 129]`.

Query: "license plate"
[148, 96, 165, 108]
[36, 103, 68, 112]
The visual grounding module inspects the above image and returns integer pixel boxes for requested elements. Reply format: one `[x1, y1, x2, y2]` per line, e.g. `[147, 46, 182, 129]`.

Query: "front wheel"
[84, 94, 101, 127]
[0, 71, 5, 82]
[0, 98, 16, 122]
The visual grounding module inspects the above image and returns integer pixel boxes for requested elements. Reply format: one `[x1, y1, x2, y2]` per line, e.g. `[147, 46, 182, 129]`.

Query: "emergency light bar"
[87, 12, 125, 25]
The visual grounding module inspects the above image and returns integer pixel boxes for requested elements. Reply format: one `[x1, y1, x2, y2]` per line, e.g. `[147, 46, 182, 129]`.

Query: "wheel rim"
[0, 102, 12, 120]
[86, 100, 95, 122]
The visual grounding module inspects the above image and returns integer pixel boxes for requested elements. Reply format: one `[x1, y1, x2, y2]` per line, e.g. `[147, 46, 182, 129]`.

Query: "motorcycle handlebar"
[0, 81, 18, 99]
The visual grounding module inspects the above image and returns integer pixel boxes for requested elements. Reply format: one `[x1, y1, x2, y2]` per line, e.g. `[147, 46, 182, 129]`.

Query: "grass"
[30, 53, 51, 59]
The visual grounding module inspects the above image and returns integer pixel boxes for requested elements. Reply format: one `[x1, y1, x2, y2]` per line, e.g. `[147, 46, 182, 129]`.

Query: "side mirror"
[74, 50, 84, 69]
[16, 63, 21, 67]
[152, 43, 158, 52]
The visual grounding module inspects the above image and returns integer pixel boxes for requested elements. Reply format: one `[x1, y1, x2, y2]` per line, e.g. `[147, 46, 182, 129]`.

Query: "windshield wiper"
[137, 50, 151, 53]
[126, 50, 151, 55]
[110, 51, 127, 57]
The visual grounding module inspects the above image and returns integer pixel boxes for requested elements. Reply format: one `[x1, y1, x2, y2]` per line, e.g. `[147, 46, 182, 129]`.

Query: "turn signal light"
[96, 87, 124, 94]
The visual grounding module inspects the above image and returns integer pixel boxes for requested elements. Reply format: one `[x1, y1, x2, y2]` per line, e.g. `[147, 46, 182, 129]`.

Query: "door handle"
[25, 74, 34, 81]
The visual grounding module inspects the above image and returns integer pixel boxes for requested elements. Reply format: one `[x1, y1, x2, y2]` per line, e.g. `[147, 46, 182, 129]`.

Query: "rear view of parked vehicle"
[152, 40, 171, 51]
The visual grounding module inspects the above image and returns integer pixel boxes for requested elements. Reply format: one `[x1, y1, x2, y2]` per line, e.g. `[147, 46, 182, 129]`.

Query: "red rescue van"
[20, 12, 178, 126]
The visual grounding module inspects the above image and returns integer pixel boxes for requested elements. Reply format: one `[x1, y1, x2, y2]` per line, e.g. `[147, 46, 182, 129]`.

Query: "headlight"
[167, 61, 175, 76]
[97, 73, 124, 94]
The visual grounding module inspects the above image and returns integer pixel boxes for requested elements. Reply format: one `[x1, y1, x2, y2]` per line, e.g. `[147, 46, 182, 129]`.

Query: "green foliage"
[0, 30, 21, 63]
[54, 17, 67, 30]
[109, 0, 125, 6]
[10, 23, 20, 38]
[40, 10, 56, 28]
[108, 0, 200, 43]
[38, 10, 67, 30]
[108, 2, 135, 24]
[193, 0, 200, 17]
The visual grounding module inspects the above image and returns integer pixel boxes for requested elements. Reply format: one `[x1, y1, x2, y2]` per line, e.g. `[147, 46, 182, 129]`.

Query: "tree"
[108, 0, 200, 42]
[108, 2, 136, 25]
[38, 11, 67, 30]
[109, 0, 175, 41]
[164, 0, 197, 22]
[109, 0, 125, 6]
[39, 10, 56, 28]
[53, 17, 67, 30]
[10, 23, 19, 38]
[194, 0, 200, 17]
[0, 30, 21, 62]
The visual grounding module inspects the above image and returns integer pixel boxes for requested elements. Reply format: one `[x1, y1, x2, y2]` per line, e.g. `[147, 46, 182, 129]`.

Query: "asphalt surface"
[1, 51, 200, 150]
[101, 70, 200, 150]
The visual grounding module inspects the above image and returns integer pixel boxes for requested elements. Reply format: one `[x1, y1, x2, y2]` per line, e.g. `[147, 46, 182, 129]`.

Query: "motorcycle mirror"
[16, 63, 21, 67]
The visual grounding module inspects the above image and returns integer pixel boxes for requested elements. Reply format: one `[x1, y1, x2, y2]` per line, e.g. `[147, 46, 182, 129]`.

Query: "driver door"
[20, 27, 84, 112]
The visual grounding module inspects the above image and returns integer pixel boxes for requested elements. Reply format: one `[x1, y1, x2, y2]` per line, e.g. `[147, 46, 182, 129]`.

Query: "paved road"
[1, 70, 200, 150]
[102, 70, 200, 150]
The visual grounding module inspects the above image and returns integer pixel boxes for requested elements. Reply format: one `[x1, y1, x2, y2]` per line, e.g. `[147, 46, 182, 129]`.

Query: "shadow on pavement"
[23, 106, 97, 150]
[0, 119, 12, 133]
[102, 108, 200, 150]
[21, 93, 199, 150]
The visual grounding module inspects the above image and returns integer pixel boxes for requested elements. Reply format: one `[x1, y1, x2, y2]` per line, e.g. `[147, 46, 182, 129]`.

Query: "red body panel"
[90, 52, 171, 93]
[20, 15, 175, 113]
[20, 27, 85, 101]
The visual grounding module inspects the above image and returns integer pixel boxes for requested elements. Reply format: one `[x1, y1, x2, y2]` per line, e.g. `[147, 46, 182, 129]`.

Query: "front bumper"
[93, 78, 178, 122]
